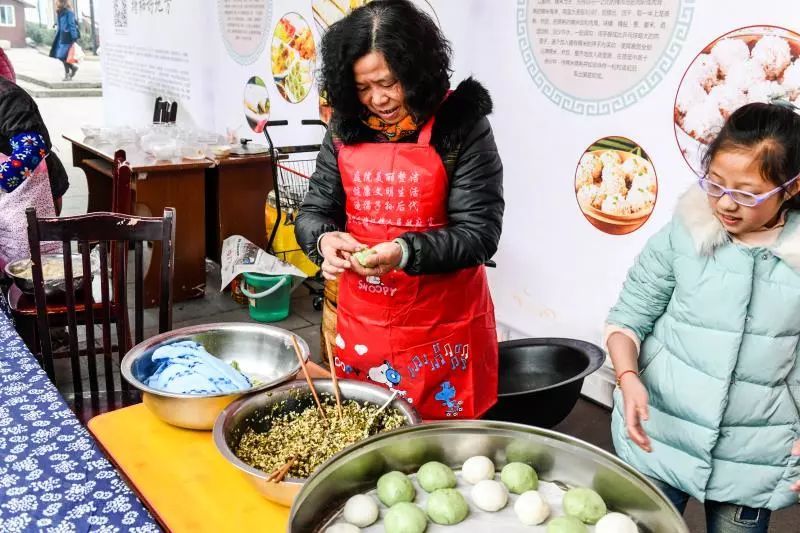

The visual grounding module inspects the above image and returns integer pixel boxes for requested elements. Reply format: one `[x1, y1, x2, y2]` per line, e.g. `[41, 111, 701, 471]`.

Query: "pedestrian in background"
[49, 0, 80, 81]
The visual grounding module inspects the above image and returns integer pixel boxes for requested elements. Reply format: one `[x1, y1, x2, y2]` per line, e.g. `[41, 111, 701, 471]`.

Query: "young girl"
[607, 102, 800, 533]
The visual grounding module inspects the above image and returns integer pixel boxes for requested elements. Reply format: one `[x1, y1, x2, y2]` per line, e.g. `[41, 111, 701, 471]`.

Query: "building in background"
[0, 0, 35, 48]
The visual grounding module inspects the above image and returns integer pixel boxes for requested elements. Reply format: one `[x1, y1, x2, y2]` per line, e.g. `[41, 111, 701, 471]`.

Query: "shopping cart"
[263, 119, 327, 310]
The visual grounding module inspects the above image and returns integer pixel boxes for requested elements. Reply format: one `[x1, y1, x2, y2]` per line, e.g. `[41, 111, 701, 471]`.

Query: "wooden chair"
[11, 150, 136, 353]
[25, 207, 175, 422]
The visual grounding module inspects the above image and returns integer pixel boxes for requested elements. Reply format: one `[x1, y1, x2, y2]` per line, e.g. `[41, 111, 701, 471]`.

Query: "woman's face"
[353, 52, 408, 124]
[706, 149, 791, 235]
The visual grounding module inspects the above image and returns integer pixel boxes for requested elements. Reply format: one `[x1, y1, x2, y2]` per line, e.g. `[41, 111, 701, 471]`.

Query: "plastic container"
[240, 272, 292, 323]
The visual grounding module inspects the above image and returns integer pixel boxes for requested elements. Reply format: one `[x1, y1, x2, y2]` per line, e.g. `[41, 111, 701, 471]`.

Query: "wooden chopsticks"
[324, 332, 343, 418]
[266, 456, 297, 483]
[291, 335, 327, 422]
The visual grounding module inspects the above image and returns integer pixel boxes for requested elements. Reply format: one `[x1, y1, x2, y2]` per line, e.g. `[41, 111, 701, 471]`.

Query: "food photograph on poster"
[243, 76, 271, 133]
[271, 12, 317, 104]
[675, 25, 800, 173]
[575, 137, 657, 235]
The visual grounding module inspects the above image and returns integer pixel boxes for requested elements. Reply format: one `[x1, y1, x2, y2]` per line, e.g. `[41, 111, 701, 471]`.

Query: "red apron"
[333, 117, 498, 419]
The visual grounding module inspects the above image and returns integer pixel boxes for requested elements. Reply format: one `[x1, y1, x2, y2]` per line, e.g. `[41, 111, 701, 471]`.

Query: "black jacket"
[0, 78, 69, 199]
[295, 78, 504, 275]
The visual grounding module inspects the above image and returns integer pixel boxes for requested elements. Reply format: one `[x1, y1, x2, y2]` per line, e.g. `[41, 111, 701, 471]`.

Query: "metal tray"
[288, 421, 689, 533]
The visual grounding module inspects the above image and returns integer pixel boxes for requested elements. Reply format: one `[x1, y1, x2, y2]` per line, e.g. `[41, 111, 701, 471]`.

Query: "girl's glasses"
[697, 174, 800, 207]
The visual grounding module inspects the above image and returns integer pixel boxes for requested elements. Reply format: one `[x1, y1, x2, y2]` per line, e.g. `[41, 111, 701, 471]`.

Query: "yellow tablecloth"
[88, 404, 290, 533]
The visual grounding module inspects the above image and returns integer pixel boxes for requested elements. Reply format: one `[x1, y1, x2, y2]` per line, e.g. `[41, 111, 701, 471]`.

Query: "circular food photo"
[675, 25, 800, 174]
[243, 76, 271, 133]
[271, 12, 317, 104]
[312, 0, 439, 32]
[575, 137, 658, 236]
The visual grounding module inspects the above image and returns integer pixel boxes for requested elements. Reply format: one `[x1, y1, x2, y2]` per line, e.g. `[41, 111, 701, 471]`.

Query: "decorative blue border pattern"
[517, 0, 695, 115]
[217, 0, 273, 66]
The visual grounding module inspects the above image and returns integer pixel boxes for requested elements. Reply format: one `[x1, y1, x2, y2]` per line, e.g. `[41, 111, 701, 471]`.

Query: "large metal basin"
[121, 322, 307, 430]
[289, 421, 689, 532]
[213, 379, 421, 507]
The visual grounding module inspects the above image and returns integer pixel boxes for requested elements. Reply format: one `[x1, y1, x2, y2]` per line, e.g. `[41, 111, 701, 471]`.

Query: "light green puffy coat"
[608, 186, 800, 510]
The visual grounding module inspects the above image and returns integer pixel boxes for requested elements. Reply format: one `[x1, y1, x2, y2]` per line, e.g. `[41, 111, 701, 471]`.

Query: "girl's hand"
[791, 440, 800, 493]
[319, 232, 364, 281]
[620, 374, 652, 453]
[350, 241, 403, 277]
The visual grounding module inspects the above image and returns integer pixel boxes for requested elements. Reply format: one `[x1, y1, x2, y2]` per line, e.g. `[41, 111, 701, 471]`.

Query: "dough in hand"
[462, 455, 495, 484]
[417, 461, 456, 493]
[384, 502, 428, 533]
[595, 512, 639, 533]
[514, 490, 550, 525]
[547, 516, 587, 533]
[500, 462, 539, 494]
[426, 488, 469, 525]
[342, 494, 379, 527]
[377, 471, 416, 507]
[563, 487, 607, 524]
[471, 479, 508, 512]
[354, 248, 377, 266]
[325, 524, 361, 533]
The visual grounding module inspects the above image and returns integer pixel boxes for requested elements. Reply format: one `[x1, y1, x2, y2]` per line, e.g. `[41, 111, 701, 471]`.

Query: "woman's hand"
[620, 374, 652, 453]
[350, 241, 403, 277]
[319, 232, 364, 281]
[791, 440, 800, 493]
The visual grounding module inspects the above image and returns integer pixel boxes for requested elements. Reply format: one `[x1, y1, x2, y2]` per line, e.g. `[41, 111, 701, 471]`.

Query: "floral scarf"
[362, 113, 419, 142]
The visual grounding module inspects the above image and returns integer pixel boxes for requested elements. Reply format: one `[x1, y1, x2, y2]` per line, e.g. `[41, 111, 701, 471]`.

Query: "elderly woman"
[296, 0, 504, 419]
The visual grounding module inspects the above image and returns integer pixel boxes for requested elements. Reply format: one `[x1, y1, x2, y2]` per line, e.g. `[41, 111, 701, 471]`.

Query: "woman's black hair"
[319, 0, 452, 123]
[703, 102, 800, 209]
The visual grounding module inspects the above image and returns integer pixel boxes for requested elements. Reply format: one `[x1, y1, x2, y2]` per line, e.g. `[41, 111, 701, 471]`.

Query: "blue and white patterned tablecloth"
[0, 293, 161, 532]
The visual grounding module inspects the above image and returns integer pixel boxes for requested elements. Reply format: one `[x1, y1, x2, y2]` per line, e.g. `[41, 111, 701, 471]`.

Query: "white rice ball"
[708, 83, 748, 117]
[514, 490, 550, 526]
[600, 165, 628, 197]
[626, 187, 656, 214]
[470, 479, 508, 512]
[577, 184, 603, 210]
[595, 512, 639, 533]
[462, 456, 496, 485]
[632, 173, 657, 195]
[621, 157, 648, 179]
[748, 80, 785, 104]
[781, 59, 800, 98]
[579, 152, 603, 180]
[676, 80, 708, 115]
[343, 494, 379, 528]
[599, 150, 622, 168]
[602, 193, 632, 216]
[326, 524, 360, 533]
[725, 59, 766, 93]
[682, 99, 724, 143]
[686, 53, 720, 91]
[711, 38, 751, 76]
[751, 35, 792, 79]
[576, 165, 595, 190]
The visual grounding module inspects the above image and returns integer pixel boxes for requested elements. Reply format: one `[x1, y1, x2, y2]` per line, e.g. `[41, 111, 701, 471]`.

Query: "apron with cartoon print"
[333, 117, 498, 419]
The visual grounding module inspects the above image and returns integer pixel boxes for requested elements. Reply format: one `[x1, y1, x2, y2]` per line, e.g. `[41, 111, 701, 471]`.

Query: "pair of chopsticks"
[266, 455, 296, 483]
[290, 335, 344, 420]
